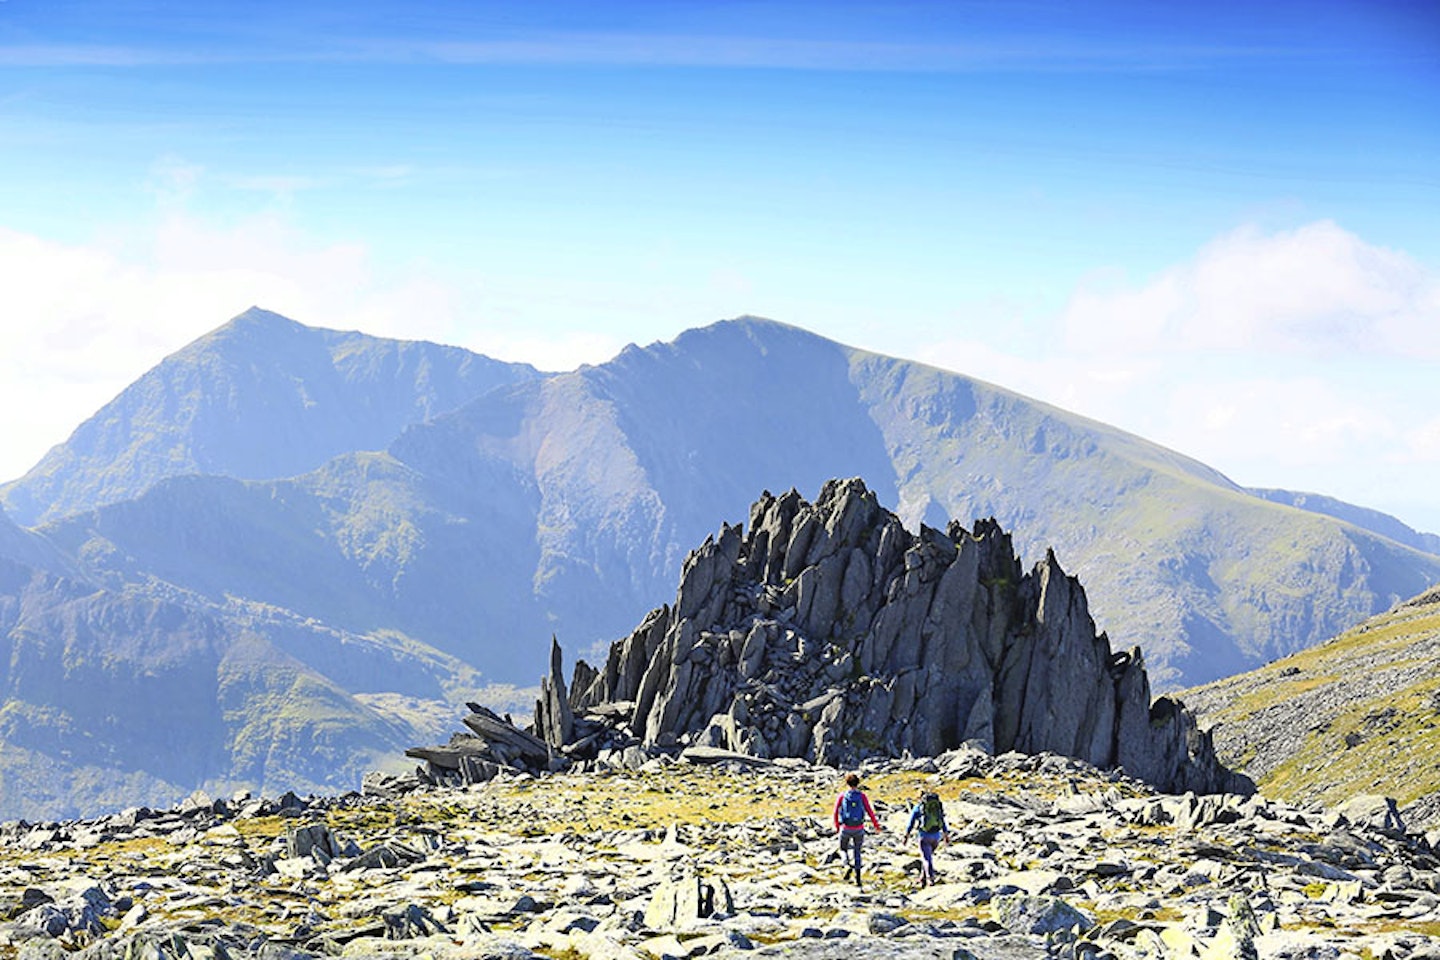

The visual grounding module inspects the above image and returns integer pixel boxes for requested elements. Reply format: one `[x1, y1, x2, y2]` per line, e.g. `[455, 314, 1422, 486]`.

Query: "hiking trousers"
[839, 829, 865, 883]
[917, 832, 941, 881]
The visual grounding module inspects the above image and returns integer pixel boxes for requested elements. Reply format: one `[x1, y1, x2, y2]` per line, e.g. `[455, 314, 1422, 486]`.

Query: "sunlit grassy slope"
[1183, 588, 1440, 813]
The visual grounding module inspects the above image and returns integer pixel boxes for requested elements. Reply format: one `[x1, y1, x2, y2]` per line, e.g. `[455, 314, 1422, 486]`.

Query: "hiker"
[903, 790, 950, 888]
[833, 772, 882, 888]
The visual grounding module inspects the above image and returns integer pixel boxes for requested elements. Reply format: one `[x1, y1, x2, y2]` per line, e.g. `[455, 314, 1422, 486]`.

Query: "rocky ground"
[3, 748, 1440, 960]
[1184, 589, 1440, 824]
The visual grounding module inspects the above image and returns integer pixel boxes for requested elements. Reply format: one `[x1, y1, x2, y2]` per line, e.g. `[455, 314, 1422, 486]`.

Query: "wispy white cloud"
[146, 155, 206, 205]
[0, 44, 214, 68]
[0, 31, 1306, 73]
[222, 174, 326, 197]
[917, 221, 1440, 531]
[1061, 221, 1440, 360]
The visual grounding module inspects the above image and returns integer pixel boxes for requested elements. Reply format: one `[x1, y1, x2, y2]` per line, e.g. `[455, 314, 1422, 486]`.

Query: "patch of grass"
[325, 805, 394, 834]
[1229, 676, 1339, 716]
[234, 815, 286, 841]
[1336, 920, 1440, 939]
[86, 834, 176, 860]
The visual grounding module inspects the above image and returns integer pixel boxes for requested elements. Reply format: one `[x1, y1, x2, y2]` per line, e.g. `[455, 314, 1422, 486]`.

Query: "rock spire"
[539, 478, 1249, 795]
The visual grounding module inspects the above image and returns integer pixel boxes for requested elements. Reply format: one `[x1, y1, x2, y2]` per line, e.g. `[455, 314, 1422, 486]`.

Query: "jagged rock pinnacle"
[542, 477, 1249, 795]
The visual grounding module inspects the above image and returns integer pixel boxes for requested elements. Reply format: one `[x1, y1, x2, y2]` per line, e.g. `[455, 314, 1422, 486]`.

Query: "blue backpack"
[840, 789, 866, 826]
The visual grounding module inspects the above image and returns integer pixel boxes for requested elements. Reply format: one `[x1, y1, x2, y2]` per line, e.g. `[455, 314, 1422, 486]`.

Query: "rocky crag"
[523, 479, 1243, 796]
[1, 748, 1438, 960]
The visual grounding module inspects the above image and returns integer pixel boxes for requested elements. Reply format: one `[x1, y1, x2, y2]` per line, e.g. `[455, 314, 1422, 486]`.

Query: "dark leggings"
[840, 830, 865, 881]
[919, 835, 939, 879]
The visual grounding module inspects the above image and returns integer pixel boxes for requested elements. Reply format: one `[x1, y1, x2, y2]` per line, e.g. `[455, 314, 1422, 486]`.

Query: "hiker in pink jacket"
[833, 772, 882, 888]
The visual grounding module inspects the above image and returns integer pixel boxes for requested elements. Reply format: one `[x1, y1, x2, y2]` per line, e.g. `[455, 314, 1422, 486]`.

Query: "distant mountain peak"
[0, 309, 544, 526]
[214, 305, 307, 336]
[232, 305, 294, 325]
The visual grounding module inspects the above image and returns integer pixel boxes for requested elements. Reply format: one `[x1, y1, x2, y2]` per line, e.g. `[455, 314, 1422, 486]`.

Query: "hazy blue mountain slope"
[47, 317, 1440, 693]
[0, 507, 74, 578]
[846, 352, 1440, 685]
[0, 307, 543, 526]
[1249, 487, 1440, 556]
[43, 451, 547, 678]
[0, 550, 474, 820]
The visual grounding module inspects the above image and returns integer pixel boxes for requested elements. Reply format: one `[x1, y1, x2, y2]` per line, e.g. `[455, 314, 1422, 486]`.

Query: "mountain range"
[1, 307, 1437, 819]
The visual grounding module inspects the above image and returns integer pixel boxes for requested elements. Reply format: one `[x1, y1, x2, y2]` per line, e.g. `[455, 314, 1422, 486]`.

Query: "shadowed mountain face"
[2, 311, 1439, 819]
[0, 307, 543, 526]
[0, 549, 477, 821]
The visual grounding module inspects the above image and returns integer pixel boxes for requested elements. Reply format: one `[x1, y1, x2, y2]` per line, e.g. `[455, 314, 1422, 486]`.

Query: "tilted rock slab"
[543, 478, 1248, 795]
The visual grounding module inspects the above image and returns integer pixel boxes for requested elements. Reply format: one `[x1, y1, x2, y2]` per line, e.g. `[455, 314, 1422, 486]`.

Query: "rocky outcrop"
[401, 702, 553, 788]
[538, 478, 1249, 795]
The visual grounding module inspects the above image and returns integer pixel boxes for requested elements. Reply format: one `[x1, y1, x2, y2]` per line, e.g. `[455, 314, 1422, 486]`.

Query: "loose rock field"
[2, 748, 1439, 960]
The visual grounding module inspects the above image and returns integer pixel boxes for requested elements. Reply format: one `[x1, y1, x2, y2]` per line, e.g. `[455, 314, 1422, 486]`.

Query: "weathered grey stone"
[534, 478, 1246, 796]
[643, 865, 733, 930]
[1336, 795, 1406, 836]
[867, 911, 909, 934]
[990, 894, 1095, 935]
[537, 637, 574, 751]
[286, 823, 341, 861]
[381, 904, 447, 940]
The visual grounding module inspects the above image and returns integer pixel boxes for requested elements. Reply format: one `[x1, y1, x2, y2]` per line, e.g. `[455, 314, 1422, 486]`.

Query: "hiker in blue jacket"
[833, 772, 882, 888]
[903, 790, 950, 888]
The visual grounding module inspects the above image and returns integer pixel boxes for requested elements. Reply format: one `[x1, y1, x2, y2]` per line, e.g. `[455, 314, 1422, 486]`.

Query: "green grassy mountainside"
[0, 307, 542, 526]
[1183, 586, 1440, 827]
[2, 312, 1439, 819]
[1249, 487, 1440, 556]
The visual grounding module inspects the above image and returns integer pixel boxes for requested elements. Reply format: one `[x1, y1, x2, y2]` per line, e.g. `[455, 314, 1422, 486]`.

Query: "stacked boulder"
[402, 702, 553, 786]
[536, 477, 1249, 795]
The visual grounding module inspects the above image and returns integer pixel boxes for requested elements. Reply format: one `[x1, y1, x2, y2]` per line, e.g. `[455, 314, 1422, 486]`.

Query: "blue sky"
[2, 1, 1438, 531]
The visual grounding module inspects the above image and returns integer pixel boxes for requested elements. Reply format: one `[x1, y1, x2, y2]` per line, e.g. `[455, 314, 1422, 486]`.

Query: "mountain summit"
[0, 307, 543, 525]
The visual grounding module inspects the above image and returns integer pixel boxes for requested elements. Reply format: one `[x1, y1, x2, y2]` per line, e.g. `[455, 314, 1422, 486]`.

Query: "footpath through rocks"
[2, 748, 1439, 960]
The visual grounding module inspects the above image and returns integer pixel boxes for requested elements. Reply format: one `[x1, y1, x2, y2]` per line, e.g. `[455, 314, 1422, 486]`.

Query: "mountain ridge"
[0, 307, 545, 526]
[2, 309, 1439, 819]
[1248, 486, 1440, 556]
[18, 314, 1440, 688]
